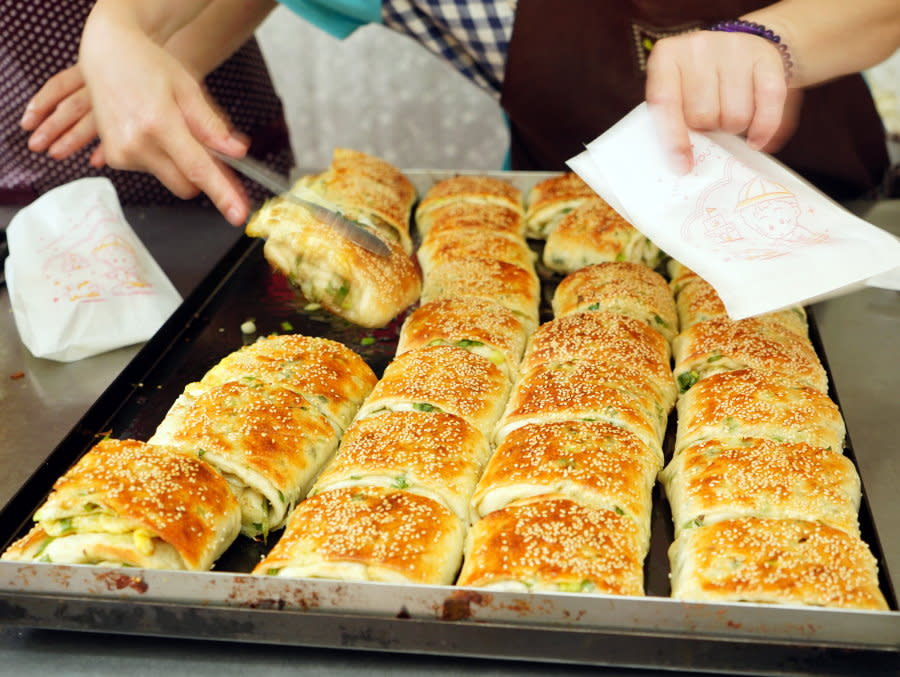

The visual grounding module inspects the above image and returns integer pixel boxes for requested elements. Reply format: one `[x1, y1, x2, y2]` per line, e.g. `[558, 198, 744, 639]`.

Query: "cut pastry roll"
[149, 380, 339, 539]
[675, 276, 808, 337]
[672, 316, 828, 394]
[523, 171, 598, 239]
[197, 334, 377, 433]
[253, 486, 465, 585]
[1, 439, 240, 571]
[520, 311, 675, 411]
[673, 368, 845, 454]
[493, 359, 667, 459]
[414, 175, 523, 234]
[457, 496, 645, 596]
[542, 197, 661, 274]
[355, 345, 511, 438]
[396, 297, 531, 384]
[417, 228, 535, 279]
[421, 257, 541, 329]
[309, 411, 491, 522]
[471, 422, 659, 551]
[552, 262, 678, 342]
[419, 202, 525, 239]
[246, 196, 421, 328]
[660, 438, 861, 538]
[294, 147, 416, 252]
[668, 517, 888, 610]
[666, 258, 700, 295]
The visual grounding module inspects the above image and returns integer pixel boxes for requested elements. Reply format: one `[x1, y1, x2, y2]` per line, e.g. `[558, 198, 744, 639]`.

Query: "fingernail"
[20, 110, 36, 128]
[28, 132, 46, 150]
[227, 207, 243, 226]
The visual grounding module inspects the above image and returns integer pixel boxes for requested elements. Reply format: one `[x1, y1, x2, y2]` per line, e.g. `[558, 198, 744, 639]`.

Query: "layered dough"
[415, 175, 523, 235]
[523, 172, 598, 239]
[1, 439, 240, 571]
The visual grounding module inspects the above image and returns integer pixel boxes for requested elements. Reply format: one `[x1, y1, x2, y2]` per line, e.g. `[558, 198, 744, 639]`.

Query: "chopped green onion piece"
[360, 337, 376, 346]
[280, 321, 294, 332]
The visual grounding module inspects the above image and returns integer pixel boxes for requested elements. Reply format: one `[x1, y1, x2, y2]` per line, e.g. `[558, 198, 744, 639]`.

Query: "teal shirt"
[276, 0, 382, 39]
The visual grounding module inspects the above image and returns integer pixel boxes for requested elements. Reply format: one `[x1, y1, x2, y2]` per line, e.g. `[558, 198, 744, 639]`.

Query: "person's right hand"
[79, 11, 251, 225]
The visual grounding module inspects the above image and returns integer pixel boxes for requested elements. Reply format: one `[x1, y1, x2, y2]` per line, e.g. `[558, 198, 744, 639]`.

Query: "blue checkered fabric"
[382, 1, 516, 98]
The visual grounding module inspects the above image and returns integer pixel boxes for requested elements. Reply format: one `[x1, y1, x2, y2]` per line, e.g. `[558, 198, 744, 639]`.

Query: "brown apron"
[501, 0, 889, 200]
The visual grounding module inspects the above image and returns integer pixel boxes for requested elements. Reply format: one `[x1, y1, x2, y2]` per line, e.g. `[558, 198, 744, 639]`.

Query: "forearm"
[744, 0, 900, 88]
[84, 0, 216, 47]
[165, 0, 278, 80]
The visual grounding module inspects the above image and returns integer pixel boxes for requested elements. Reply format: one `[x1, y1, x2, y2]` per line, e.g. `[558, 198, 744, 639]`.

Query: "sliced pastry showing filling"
[420, 257, 541, 330]
[523, 171, 598, 239]
[149, 380, 339, 539]
[457, 495, 645, 596]
[666, 258, 700, 296]
[520, 311, 675, 411]
[294, 147, 417, 252]
[246, 195, 421, 328]
[493, 359, 667, 459]
[542, 197, 662, 274]
[1, 439, 240, 571]
[552, 262, 678, 343]
[674, 275, 808, 337]
[660, 438, 861, 539]
[354, 345, 511, 438]
[197, 334, 377, 433]
[668, 517, 888, 610]
[417, 228, 535, 279]
[419, 201, 525, 239]
[414, 175, 523, 235]
[396, 297, 531, 384]
[309, 411, 491, 523]
[253, 486, 465, 585]
[471, 421, 660, 552]
[672, 316, 828, 394]
[673, 368, 845, 454]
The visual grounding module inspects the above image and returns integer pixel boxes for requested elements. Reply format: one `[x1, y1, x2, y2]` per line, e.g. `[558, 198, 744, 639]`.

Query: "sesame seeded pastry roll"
[660, 438, 861, 538]
[149, 380, 339, 539]
[354, 345, 511, 438]
[1, 439, 240, 571]
[421, 202, 526, 239]
[672, 317, 828, 394]
[542, 197, 662, 274]
[666, 258, 700, 296]
[523, 171, 598, 239]
[471, 422, 660, 552]
[421, 257, 541, 330]
[196, 334, 377, 433]
[668, 517, 888, 610]
[253, 487, 465, 585]
[397, 297, 531, 384]
[414, 175, 523, 235]
[552, 262, 678, 343]
[309, 411, 491, 523]
[673, 368, 845, 454]
[457, 496, 645, 596]
[417, 228, 536, 279]
[294, 148, 417, 252]
[494, 360, 667, 461]
[520, 311, 676, 412]
[675, 276, 808, 337]
[246, 196, 421, 328]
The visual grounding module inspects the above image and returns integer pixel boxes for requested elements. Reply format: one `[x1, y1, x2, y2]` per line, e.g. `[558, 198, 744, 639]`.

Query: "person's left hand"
[645, 30, 798, 174]
[20, 65, 105, 167]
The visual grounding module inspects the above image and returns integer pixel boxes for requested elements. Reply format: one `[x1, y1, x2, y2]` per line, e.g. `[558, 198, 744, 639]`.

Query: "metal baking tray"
[1, 171, 897, 675]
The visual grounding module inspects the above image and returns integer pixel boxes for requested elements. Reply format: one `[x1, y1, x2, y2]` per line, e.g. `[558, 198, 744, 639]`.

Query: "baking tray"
[1, 171, 897, 675]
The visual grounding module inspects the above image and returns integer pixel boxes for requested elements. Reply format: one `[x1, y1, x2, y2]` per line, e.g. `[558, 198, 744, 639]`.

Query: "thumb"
[175, 78, 247, 157]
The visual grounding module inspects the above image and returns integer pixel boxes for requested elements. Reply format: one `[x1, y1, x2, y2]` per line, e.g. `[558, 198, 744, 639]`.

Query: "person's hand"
[79, 13, 251, 225]
[645, 31, 797, 174]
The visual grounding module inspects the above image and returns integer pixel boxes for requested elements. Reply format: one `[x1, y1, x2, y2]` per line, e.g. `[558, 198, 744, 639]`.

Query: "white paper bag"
[4, 178, 182, 362]
[568, 103, 900, 319]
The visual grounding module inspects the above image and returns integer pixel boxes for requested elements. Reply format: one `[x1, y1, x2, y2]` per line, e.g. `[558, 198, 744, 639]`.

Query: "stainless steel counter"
[0, 201, 897, 676]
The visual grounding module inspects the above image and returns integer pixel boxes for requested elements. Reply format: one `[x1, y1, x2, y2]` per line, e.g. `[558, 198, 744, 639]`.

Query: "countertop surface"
[1, 200, 898, 676]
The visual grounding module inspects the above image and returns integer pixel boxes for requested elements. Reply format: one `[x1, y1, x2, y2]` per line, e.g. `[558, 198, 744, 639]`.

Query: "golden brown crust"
[311, 411, 490, 521]
[415, 175, 523, 231]
[672, 317, 828, 394]
[420, 202, 525, 239]
[524, 172, 598, 239]
[253, 486, 465, 585]
[661, 438, 861, 537]
[418, 228, 535, 279]
[457, 496, 645, 595]
[668, 517, 888, 610]
[674, 368, 845, 453]
[552, 263, 678, 342]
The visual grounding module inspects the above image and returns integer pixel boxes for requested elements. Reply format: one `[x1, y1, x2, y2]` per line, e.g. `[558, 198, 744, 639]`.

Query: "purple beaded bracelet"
[708, 19, 794, 82]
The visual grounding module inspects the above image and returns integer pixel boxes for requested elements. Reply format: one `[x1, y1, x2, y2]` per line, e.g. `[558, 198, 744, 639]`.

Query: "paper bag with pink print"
[4, 178, 182, 361]
[567, 103, 900, 320]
